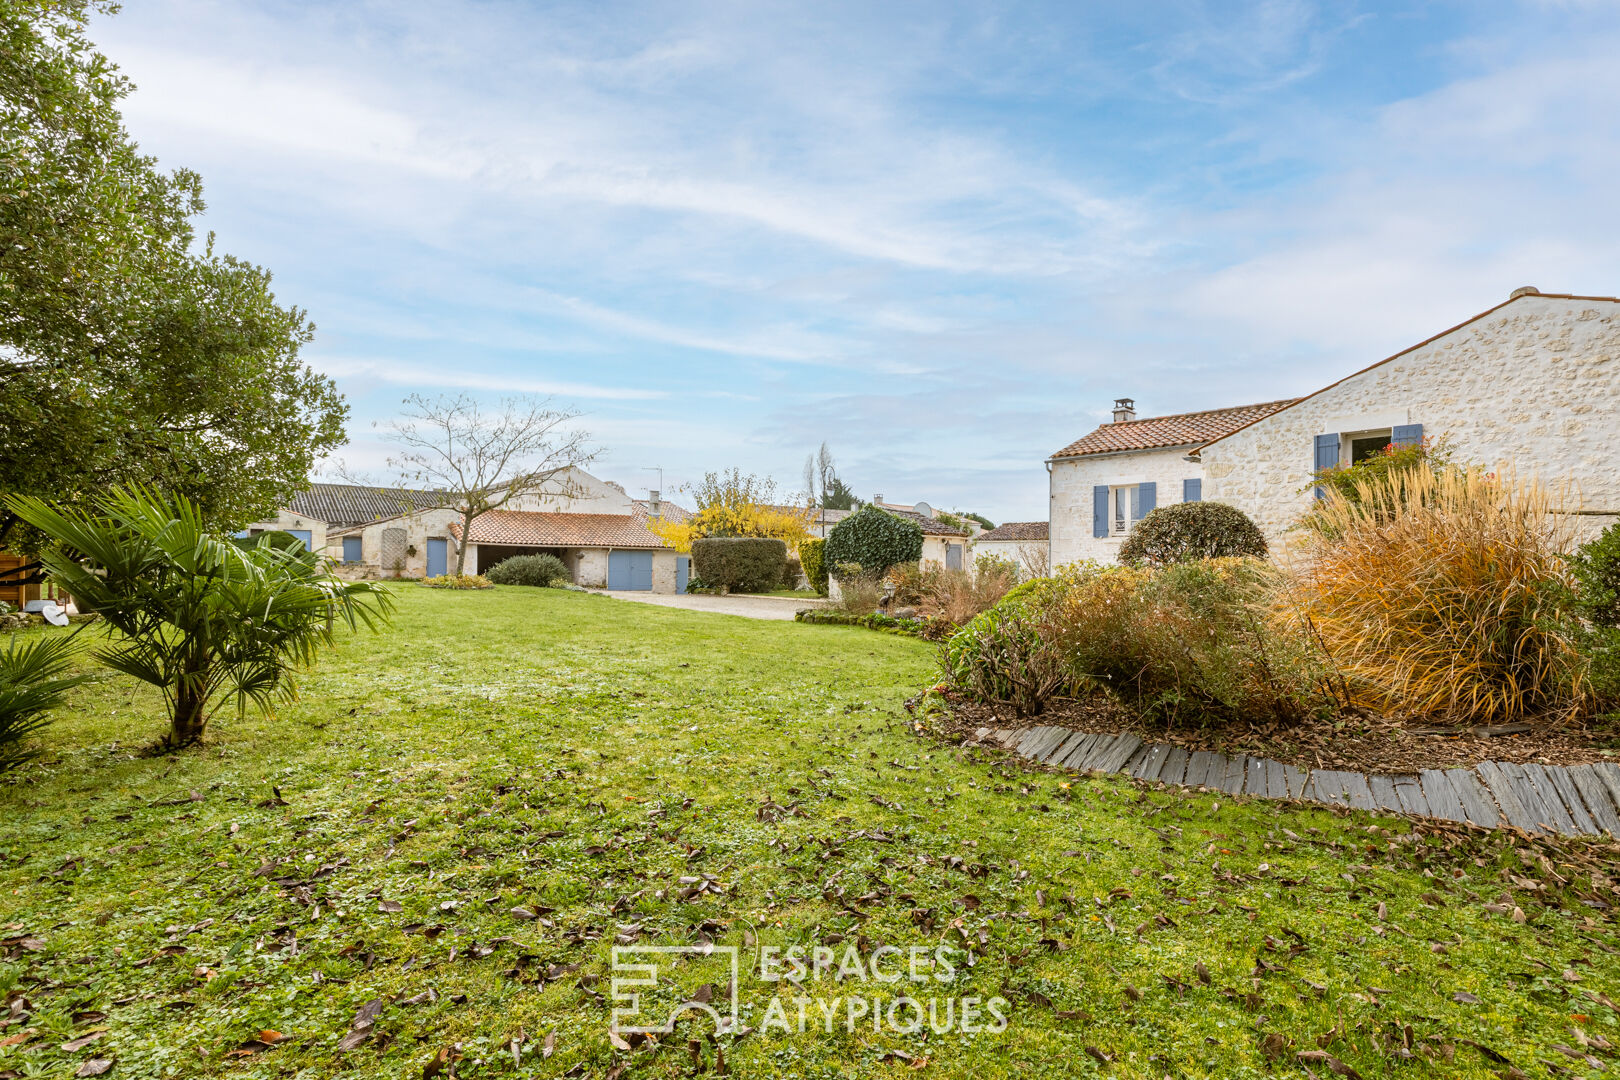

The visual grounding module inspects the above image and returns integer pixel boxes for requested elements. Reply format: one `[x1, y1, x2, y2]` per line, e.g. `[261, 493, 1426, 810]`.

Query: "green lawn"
[1, 587, 1616, 1079]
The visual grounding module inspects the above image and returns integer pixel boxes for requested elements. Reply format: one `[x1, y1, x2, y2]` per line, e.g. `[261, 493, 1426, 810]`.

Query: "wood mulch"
[936, 692, 1620, 775]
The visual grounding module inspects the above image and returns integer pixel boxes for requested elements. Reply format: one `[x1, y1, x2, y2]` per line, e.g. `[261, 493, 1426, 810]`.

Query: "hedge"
[800, 538, 828, 595]
[691, 537, 786, 592]
[794, 609, 926, 637]
[825, 506, 923, 579]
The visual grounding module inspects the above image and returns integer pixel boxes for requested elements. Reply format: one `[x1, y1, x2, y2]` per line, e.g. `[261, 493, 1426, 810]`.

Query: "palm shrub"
[486, 553, 569, 587]
[1118, 502, 1267, 567]
[1292, 466, 1585, 723]
[8, 486, 393, 746]
[0, 635, 91, 774]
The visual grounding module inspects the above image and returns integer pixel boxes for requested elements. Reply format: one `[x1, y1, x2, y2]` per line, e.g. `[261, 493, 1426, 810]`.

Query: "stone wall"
[335, 507, 463, 578]
[1048, 446, 1204, 566]
[1201, 293, 1620, 549]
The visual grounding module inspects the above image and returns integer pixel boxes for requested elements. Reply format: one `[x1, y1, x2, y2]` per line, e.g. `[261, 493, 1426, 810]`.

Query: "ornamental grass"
[1291, 466, 1587, 723]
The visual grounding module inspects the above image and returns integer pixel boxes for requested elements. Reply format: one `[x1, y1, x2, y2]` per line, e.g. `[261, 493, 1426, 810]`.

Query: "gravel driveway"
[586, 590, 827, 621]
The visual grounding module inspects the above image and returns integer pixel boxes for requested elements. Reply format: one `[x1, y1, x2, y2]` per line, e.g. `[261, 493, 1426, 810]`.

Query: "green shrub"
[1118, 502, 1268, 567]
[825, 506, 923, 580]
[800, 538, 828, 595]
[691, 537, 786, 592]
[784, 552, 802, 590]
[942, 559, 1333, 725]
[0, 635, 91, 774]
[1570, 521, 1620, 628]
[486, 553, 569, 587]
[421, 574, 492, 590]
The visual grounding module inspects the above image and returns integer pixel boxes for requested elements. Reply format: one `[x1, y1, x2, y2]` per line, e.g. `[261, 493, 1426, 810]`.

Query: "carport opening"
[479, 545, 573, 582]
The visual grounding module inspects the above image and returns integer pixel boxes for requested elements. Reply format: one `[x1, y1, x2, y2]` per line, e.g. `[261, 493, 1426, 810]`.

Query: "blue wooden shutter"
[1182, 478, 1201, 502]
[1092, 486, 1108, 538]
[1391, 423, 1423, 448]
[342, 536, 362, 563]
[1136, 482, 1156, 520]
[1313, 433, 1340, 499]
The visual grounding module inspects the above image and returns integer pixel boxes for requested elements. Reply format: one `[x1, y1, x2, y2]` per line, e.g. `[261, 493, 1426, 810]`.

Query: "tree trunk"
[168, 657, 211, 746]
[454, 509, 475, 576]
[169, 683, 209, 746]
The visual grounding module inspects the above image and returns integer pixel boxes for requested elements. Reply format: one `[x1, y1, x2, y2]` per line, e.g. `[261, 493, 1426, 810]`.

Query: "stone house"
[1047, 398, 1296, 566]
[1195, 288, 1620, 547]
[248, 468, 692, 592]
[969, 521, 1049, 577]
[1047, 288, 1620, 566]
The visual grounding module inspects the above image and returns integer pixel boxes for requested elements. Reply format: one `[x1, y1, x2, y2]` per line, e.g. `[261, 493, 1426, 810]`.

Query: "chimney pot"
[873, 493, 884, 505]
[1112, 397, 1137, 423]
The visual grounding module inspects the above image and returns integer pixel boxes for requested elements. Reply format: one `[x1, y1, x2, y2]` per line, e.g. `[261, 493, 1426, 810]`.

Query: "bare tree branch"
[376, 393, 596, 576]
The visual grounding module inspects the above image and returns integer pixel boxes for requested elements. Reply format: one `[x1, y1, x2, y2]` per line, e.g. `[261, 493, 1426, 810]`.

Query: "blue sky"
[92, 0, 1620, 521]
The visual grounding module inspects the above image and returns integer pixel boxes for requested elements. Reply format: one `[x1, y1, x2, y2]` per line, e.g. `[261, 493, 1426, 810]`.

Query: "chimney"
[1112, 397, 1137, 423]
[647, 489, 661, 519]
[873, 493, 884, 506]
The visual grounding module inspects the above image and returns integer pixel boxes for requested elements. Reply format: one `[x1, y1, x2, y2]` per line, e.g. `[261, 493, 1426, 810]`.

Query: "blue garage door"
[608, 550, 653, 590]
[426, 538, 448, 578]
[287, 529, 313, 552]
[676, 555, 690, 593]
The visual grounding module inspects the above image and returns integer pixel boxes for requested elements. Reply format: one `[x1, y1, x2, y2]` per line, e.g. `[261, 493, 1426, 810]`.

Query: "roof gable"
[1192, 290, 1620, 456]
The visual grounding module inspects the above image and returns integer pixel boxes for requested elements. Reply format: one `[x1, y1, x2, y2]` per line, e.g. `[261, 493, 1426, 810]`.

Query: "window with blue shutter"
[1136, 482, 1156, 521]
[1093, 486, 1109, 538]
[1182, 478, 1201, 502]
[1313, 433, 1341, 498]
[1391, 423, 1423, 448]
[342, 536, 362, 563]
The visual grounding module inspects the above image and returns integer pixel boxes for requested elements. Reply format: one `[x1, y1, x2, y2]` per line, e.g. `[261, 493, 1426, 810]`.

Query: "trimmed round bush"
[1118, 501, 1268, 567]
[691, 537, 786, 592]
[825, 506, 923, 579]
[800, 537, 828, 595]
[486, 553, 569, 587]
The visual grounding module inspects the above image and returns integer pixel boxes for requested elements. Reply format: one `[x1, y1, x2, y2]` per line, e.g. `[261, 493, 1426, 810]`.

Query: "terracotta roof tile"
[975, 521, 1048, 541]
[1051, 399, 1299, 459]
[448, 510, 670, 549]
[887, 509, 970, 536]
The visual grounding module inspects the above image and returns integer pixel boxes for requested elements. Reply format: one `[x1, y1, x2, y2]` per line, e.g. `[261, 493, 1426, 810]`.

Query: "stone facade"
[238, 508, 328, 554]
[1200, 292, 1620, 548]
[1048, 446, 1205, 567]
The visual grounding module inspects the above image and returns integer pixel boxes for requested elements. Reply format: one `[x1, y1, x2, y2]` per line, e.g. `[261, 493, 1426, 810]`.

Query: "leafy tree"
[378, 393, 595, 576]
[9, 487, 392, 746]
[650, 469, 811, 553]
[966, 512, 995, 531]
[825, 505, 923, 579]
[0, 1, 346, 557]
[803, 443, 858, 510]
